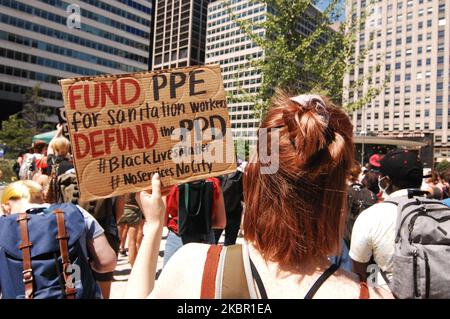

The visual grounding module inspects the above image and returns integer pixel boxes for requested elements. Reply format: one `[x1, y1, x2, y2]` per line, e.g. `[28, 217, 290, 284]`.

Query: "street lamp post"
[360, 104, 366, 165]
[361, 130, 367, 165]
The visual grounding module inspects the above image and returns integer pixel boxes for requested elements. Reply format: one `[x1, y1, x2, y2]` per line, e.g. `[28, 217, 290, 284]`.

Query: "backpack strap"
[359, 281, 370, 299]
[249, 257, 268, 299]
[16, 213, 34, 299]
[183, 182, 205, 217]
[304, 263, 339, 299]
[383, 200, 400, 205]
[201, 244, 254, 299]
[54, 209, 77, 299]
[200, 245, 223, 299]
[222, 245, 251, 299]
[379, 268, 391, 285]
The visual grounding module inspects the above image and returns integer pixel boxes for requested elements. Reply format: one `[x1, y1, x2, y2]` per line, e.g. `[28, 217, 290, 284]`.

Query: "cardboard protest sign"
[56, 106, 71, 140]
[59, 64, 236, 201]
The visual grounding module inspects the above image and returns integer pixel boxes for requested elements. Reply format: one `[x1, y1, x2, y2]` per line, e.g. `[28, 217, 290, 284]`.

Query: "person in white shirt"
[350, 149, 424, 289]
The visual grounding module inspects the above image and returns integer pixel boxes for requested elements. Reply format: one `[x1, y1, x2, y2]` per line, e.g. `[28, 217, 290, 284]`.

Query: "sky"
[315, 0, 346, 21]
[317, 0, 332, 11]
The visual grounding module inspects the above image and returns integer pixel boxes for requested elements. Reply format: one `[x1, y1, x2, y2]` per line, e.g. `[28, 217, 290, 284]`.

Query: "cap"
[369, 154, 382, 168]
[379, 149, 423, 183]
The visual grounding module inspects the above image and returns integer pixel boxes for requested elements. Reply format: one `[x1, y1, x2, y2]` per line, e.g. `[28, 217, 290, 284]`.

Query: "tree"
[224, 0, 386, 117]
[0, 114, 35, 159]
[234, 139, 250, 161]
[21, 84, 48, 131]
[436, 160, 450, 174]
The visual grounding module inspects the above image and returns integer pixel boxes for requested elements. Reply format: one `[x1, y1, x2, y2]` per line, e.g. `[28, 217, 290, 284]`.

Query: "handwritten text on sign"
[60, 65, 236, 201]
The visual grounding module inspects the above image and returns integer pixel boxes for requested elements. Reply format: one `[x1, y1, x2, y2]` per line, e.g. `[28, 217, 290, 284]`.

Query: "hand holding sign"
[57, 107, 71, 140]
[136, 173, 168, 226]
[59, 65, 236, 201]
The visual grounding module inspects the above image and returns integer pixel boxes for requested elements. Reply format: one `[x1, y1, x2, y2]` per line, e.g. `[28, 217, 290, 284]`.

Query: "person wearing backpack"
[19, 143, 46, 181]
[44, 125, 123, 299]
[44, 126, 74, 205]
[345, 163, 377, 247]
[214, 163, 245, 246]
[0, 180, 117, 299]
[46, 126, 73, 178]
[331, 162, 376, 272]
[162, 178, 226, 266]
[60, 180, 124, 299]
[125, 93, 392, 299]
[349, 149, 450, 298]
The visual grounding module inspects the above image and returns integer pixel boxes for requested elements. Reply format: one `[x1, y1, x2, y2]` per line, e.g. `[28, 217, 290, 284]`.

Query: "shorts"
[118, 207, 142, 226]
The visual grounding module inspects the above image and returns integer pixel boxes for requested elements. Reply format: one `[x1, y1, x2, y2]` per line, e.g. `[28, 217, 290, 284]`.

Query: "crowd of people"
[1, 92, 449, 299]
[0, 124, 246, 299]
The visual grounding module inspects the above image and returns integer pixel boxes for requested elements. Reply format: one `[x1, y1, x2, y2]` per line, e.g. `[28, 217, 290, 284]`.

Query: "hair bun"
[283, 96, 330, 165]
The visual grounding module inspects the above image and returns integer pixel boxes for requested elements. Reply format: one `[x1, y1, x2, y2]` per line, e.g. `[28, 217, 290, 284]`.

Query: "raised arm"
[47, 124, 63, 156]
[125, 174, 166, 298]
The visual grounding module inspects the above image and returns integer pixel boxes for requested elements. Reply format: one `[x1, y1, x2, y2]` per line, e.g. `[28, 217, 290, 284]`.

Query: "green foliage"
[0, 114, 35, 159]
[435, 160, 450, 174]
[234, 138, 250, 161]
[0, 158, 17, 183]
[224, 0, 386, 117]
[21, 84, 47, 131]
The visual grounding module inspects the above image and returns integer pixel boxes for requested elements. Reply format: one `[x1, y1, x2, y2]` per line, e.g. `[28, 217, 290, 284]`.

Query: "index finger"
[151, 173, 161, 198]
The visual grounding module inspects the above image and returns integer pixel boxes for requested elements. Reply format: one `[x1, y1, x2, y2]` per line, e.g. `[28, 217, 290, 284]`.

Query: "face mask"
[378, 176, 389, 196]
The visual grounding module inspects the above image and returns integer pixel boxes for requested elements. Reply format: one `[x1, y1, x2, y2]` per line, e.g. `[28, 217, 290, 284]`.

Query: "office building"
[345, 0, 449, 161]
[0, 0, 152, 125]
[152, 0, 209, 70]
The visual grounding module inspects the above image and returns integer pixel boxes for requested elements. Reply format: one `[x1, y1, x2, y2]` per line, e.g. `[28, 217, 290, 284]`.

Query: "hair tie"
[289, 94, 330, 126]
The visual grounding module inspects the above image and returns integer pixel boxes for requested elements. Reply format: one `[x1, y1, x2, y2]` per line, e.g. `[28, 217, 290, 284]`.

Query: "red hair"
[243, 92, 354, 268]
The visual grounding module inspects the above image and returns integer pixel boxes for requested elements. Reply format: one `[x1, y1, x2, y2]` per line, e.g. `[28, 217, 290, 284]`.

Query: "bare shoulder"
[321, 269, 393, 299]
[323, 268, 361, 298]
[150, 243, 211, 299]
[334, 269, 393, 299]
[368, 286, 394, 299]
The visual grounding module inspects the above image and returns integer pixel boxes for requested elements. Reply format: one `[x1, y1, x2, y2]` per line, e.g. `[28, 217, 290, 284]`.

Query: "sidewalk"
[110, 228, 168, 299]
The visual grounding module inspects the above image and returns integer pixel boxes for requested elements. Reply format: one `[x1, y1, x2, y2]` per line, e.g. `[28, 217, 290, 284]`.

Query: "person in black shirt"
[214, 162, 246, 246]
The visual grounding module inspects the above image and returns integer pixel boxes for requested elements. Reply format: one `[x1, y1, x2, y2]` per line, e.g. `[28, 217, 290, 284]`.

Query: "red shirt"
[166, 178, 221, 234]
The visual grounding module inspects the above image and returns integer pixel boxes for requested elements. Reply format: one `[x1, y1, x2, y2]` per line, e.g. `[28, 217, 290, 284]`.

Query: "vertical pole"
[361, 104, 365, 165]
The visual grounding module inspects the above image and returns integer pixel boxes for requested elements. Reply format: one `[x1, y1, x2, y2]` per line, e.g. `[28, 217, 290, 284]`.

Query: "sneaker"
[119, 248, 128, 257]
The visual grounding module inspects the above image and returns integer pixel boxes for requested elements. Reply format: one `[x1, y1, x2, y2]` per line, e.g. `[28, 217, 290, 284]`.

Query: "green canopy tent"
[32, 130, 56, 144]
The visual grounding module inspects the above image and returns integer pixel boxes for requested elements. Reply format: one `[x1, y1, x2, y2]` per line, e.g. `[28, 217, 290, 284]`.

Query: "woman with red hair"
[125, 92, 392, 299]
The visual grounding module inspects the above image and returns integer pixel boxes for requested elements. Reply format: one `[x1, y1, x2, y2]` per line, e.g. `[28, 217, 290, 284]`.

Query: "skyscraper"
[152, 0, 209, 70]
[0, 0, 152, 125]
[345, 0, 448, 162]
[205, 0, 328, 146]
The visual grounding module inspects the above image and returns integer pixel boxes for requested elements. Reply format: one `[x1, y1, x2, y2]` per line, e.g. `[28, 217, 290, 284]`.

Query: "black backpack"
[220, 170, 244, 216]
[177, 180, 214, 245]
[12, 161, 20, 177]
[344, 183, 377, 246]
